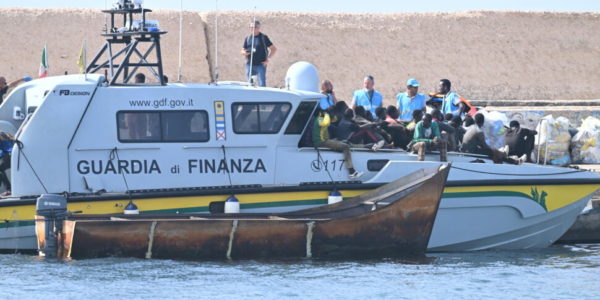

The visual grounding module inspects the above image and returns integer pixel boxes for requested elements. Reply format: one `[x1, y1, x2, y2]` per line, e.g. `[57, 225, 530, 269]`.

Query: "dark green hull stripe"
[0, 220, 35, 230]
[443, 191, 532, 200]
[141, 198, 328, 214]
[0, 190, 568, 229]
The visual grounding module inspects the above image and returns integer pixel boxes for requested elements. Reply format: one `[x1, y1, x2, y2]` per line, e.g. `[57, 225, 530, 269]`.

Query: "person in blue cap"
[319, 80, 338, 110]
[396, 78, 426, 123]
[351, 75, 383, 119]
[0, 76, 32, 105]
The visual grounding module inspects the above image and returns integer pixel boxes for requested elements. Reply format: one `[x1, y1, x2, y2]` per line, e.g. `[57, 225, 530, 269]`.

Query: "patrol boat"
[1, 2, 599, 252]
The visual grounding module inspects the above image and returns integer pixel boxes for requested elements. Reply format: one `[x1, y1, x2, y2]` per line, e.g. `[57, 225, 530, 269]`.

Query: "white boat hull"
[428, 193, 591, 251]
[0, 224, 36, 251]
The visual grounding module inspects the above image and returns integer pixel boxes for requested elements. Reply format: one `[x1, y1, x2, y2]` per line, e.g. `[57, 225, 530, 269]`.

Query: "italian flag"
[38, 44, 48, 78]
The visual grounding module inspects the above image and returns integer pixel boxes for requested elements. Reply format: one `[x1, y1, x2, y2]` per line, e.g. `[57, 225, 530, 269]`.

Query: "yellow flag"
[77, 41, 86, 73]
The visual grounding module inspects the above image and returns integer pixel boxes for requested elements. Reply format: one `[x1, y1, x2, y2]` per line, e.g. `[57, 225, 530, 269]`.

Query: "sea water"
[0, 244, 598, 299]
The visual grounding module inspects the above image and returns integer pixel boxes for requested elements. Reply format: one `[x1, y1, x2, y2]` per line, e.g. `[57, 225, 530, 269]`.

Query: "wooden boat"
[36, 164, 450, 260]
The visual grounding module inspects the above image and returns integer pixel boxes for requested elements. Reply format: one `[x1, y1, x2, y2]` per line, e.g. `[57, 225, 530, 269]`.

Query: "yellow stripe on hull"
[0, 190, 368, 221]
[443, 184, 599, 212]
[0, 183, 596, 221]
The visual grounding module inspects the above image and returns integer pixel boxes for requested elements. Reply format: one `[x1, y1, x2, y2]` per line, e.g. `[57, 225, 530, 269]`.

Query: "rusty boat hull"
[37, 165, 450, 260]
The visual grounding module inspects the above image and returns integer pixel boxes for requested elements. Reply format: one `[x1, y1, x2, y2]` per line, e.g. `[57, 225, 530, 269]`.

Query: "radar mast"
[86, 0, 167, 86]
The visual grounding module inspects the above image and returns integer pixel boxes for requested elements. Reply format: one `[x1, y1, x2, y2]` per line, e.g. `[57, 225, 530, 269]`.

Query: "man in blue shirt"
[438, 79, 465, 117]
[351, 75, 383, 118]
[396, 78, 426, 123]
[319, 80, 338, 110]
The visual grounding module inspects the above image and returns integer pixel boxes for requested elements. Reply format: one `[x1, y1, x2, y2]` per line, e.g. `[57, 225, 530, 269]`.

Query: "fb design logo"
[59, 89, 70, 96]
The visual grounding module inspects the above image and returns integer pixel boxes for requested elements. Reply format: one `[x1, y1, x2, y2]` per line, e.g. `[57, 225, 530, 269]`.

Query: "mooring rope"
[226, 219, 238, 260]
[305, 221, 315, 258]
[14, 140, 48, 193]
[451, 165, 584, 176]
[109, 147, 132, 201]
[145, 221, 157, 259]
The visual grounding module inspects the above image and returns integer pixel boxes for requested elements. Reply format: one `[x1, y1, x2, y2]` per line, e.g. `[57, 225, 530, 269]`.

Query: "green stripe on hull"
[241, 198, 327, 209]
[141, 198, 328, 214]
[0, 191, 547, 229]
[442, 191, 532, 200]
[0, 220, 35, 229]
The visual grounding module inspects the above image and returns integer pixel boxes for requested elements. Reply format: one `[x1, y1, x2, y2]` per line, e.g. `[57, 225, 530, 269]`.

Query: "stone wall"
[0, 8, 210, 83]
[2, 8, 600, 105]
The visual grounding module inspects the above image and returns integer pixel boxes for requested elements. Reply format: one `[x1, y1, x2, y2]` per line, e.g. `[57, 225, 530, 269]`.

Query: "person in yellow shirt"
[312, 110, 362, 179]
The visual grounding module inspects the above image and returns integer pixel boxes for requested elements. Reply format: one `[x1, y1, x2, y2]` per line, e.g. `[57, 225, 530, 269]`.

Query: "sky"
[2, 0, 599, 13]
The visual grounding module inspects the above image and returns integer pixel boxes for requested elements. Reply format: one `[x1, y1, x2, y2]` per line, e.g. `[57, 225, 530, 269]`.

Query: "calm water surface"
[1, 244, 599, 299]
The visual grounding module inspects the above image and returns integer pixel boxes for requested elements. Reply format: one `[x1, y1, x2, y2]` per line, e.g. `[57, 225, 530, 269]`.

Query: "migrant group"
[308, 76, 537, 179]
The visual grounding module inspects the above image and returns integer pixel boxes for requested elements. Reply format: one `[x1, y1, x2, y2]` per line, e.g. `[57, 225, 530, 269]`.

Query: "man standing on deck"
[351, 75, 383, 119]
[0, 76, 32, 105]
[396, 78, 426, 123]
[241, 20, 277, 87]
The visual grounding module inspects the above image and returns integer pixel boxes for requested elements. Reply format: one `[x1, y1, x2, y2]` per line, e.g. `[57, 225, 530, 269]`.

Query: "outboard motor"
[35, 194, 67, 259]
[285, 61, 319, 93]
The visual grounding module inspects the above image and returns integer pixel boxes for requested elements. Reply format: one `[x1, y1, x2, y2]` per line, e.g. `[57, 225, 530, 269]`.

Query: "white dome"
[285, 62, 319, 93]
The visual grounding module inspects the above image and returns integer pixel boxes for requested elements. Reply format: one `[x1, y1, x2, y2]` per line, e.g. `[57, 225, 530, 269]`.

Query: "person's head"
[509, 120, 520, 130]
[463, 115, 474, 127]
[386, 105, 400, 119]
[343, 108, 354, 120]
[0, 77, 6, 88]
[450, 116, 462, 128]
[431, 108, 443, 121]
[363, 75, 375, 91]
[474, 113, 485, 127]
[406, 78, 419, 97]
[333, 100, 348, 115]
[437, 79, 451, 94]
[422, 113, 433, 128]
[375, 106, 387, 120]
[163, 75, 169, 83]
[321, 80, 333, 94]
[445, 113, 454, 121]
[427, 99, 442, 110]
[355, 105, 366, 117]
[412, 109, 424, 123]
[135, 73, 146, 84]
[249, 20, 261, 36]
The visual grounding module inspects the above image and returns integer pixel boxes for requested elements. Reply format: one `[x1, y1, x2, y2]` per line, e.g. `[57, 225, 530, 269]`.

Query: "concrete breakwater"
[1, 8, 600, 106]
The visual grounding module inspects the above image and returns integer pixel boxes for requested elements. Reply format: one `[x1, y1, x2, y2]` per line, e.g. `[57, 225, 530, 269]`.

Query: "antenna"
[247, 6, 257, 85]
[214, 0, 219, 82]
[103, 0, 107, 33]
[177, 0, 183, 82]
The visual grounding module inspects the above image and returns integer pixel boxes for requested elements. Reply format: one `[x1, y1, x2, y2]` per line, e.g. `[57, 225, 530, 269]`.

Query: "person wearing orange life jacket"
[434, 79, 477, 117]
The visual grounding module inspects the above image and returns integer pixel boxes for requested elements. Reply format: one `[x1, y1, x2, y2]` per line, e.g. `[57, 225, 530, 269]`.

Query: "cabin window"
[284, 101, 317, 134]
[117, 110, 209, 142]
[232, 102, 291, 134]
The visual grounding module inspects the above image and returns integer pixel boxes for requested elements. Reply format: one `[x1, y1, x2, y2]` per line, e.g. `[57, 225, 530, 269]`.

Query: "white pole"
[214, 0, 219, 82]
[543, 120, 549, 165]
[104, 0, 108, 33]
[177, 0, 183, 82]
[248, 7, 257, 84]
[84, 40, 87, 80]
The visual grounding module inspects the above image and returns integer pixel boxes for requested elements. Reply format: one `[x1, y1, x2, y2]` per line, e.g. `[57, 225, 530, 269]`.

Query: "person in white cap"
[396, 78, 426, 123]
